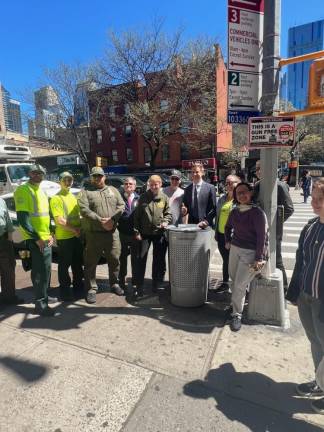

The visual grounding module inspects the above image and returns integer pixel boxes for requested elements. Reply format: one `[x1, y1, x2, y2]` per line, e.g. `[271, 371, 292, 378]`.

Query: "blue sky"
[1, 0, 323, 99]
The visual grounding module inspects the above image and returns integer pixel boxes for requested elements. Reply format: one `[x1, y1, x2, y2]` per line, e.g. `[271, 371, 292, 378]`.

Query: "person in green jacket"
[78, 167, 125, 304]
[133, 175, 172, 296]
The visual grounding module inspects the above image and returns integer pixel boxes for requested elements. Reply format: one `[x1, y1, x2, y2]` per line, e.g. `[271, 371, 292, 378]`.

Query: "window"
[126, 148, 133, 161]
[0, 167, 6, 183]
[109, 106, 116, 118]
[143, 124, 152, 139]
[110, 127, 116, 133]
[111, 135, 116, 143]
[96, 129, 102, 144]
[180, 119, 189, 134]
[125, 125, 132, 137]
[112, 150, 118, 162]
[162, 144, 169, 161]
[160, 99, 169, 112]
[144, 147, 151, 162]
[4, 197, 15, 212]
[124, 104, 130, 116]
[180, 143, 189, 160]
[160, 122, 169, 134]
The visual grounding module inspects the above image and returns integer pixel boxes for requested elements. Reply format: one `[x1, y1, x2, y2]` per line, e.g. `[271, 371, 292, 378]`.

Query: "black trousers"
[217, 233, 230, 283]
[136, 234, 167, 287]
[0, 237, 16, 300]
[118, 232, 140, 285]
[276, 236, 288, 290]
[57, 237, 84, 294]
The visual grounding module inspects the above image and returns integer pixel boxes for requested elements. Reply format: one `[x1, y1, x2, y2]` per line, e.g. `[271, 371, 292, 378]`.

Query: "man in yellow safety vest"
[14, 164, 55, 316]
[50, 171, 83, 301]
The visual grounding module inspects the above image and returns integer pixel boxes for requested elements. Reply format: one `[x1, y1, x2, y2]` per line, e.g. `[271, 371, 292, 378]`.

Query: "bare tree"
[94, 21, 226, 168]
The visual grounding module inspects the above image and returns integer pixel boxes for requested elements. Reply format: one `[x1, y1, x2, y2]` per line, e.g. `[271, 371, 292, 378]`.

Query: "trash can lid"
[166, 224, 211, 232]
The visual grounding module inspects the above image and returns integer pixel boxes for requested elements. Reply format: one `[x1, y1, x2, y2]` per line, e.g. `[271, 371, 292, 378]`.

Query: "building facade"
[280, 20, 324, 110]
[89, 46, 232, 170]
[34, 86, 60, 139]
[0, 84, 23, 134]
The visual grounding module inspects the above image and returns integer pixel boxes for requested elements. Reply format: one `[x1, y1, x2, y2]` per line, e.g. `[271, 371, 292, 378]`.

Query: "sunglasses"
[171, 177, 180, 181]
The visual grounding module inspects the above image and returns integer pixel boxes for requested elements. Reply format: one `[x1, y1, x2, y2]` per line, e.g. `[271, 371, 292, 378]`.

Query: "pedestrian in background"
[214, 174, 241, 292]
[225, 182, 268, 332]
[0, 197, 23, 306]
[117, 177, 140, 293]
[134, 175, 172, 295]
[163, 169, 184, 225]
[300, 170, 312, 203]
[78, 167, 125, 304]
[50, 172, 83, 301]
[182, 163, 217, 228]
[286, 178, 324, 414]
[254, 159, 294, 292]
[14, 165, 56, 316]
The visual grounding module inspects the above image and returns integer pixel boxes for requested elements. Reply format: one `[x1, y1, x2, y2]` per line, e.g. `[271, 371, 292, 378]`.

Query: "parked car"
[81, 174, 146, 194]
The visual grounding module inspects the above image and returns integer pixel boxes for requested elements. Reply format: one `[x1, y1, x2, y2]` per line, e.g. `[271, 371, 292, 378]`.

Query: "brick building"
[89, 45, 232, 170]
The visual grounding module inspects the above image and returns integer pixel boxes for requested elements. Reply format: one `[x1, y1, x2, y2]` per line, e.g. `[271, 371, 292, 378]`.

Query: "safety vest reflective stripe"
[27, 185, 49, 217]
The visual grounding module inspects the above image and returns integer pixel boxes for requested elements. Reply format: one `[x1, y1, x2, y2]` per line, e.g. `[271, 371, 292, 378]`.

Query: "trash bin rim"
[166, 224, 212, 233]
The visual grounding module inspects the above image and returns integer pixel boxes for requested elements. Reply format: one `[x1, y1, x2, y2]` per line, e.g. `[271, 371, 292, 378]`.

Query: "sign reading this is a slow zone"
[248, 116, 296, 148]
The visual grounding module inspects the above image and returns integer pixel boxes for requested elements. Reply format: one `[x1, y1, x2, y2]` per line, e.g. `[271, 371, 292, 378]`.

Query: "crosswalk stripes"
[209, 189, 315, 286]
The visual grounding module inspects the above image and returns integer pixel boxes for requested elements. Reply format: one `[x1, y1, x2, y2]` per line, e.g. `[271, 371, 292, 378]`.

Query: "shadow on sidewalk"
[0, 279, 229, 334]
[0, 356, 48, 382]
[183, 363, 323, 432]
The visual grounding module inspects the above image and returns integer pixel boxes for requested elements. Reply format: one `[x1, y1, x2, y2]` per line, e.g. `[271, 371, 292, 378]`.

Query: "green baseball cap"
[90, 166, 105, 176]
[59, 171, 73, 180]
[28, 164, 46, 174]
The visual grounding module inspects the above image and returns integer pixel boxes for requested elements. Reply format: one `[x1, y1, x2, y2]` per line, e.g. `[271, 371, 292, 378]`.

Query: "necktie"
[128, 196, 132, 209]
[193, 185, 199, 220]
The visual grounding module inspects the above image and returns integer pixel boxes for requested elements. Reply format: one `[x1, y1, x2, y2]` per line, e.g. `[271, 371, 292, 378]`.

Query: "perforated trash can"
[167, 224, 211, 307]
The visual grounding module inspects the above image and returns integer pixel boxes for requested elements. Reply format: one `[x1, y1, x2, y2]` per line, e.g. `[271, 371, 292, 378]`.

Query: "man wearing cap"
[0, 197, 24, 306]
[78, 167, 125, 303]
[14, 164, 55, 316]
[50, 172, 83, 301]
[162, 169, 184, 225]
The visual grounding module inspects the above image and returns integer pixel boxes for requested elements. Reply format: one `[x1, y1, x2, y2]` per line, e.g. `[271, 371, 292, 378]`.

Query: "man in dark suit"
[117, 177, 140, 292]
[182, 162, 217, 228]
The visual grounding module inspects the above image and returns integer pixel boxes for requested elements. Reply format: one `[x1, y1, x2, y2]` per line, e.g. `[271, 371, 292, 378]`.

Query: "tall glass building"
[280, 20, 324, 110]
[0, 84, 23, 133]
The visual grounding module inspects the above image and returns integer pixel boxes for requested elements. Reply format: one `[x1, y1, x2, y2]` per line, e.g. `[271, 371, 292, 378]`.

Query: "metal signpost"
[227, 0, 264, 124]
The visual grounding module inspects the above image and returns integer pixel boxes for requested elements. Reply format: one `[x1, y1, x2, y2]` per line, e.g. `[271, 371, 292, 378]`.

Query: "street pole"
[260, 0, 281, 274]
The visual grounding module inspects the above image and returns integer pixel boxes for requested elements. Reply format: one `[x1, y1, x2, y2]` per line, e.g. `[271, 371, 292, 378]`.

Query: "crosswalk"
[209, 188, 315, 283]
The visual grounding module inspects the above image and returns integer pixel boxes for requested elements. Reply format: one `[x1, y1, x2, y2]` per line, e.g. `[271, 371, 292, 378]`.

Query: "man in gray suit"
[182, 162, 217, 227]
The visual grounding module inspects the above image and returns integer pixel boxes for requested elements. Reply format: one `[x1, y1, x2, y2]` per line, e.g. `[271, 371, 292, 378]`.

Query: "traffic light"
[308, 59, 324, 108]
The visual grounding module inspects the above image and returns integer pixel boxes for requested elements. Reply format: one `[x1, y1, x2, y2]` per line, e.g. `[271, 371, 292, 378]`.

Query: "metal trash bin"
[167, 224, 211, 307]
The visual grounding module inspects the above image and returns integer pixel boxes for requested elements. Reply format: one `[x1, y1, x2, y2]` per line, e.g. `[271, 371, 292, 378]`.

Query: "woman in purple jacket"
[225, 182, 268, 332]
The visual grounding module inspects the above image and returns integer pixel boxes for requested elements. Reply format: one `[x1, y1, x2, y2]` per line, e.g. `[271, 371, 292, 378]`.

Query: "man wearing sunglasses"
[78, 167, 125, 303]
[162, 169, 184, 225]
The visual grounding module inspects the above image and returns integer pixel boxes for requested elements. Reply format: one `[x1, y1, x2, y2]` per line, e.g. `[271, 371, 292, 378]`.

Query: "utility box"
[167, 225, 211, 307]
[247, 269, 289, 327]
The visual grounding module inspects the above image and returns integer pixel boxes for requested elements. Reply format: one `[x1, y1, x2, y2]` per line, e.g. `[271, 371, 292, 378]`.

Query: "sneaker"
[48, 296, 58, 304]
[86, 290, 96, 304]
[34, 305, 55, 317]
[311, 397, 324, 414]
[230, 315, 242, 332]
[296, 381, 324, 397]
[111, 284, 124, 296]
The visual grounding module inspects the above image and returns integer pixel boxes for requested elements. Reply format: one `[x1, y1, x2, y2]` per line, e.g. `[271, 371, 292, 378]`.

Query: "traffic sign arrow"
[230, 61, 256, 68]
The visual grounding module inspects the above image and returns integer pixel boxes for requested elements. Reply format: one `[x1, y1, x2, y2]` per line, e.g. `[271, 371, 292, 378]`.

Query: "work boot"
[86, 290, 97, 304]
[34, 305, 55, 317]
[111, 284, 124, 296]
[230, 315, 242, 332]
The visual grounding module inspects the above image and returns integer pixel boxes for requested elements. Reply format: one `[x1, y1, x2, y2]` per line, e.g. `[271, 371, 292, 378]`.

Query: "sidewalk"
[1, 223, 323, 430]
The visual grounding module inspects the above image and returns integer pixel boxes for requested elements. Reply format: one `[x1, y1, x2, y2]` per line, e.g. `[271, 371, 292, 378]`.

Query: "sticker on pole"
[248, 116, 295, 148]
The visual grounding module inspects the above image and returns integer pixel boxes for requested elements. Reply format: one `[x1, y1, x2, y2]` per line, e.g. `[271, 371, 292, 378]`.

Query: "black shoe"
[119, 278, 126, 289]
[136, 286, 144, 297]
[0, 295, 24, 305]
[311, 397, 324, 414]
[60, 289, 74, 302]
[48, 296, 58, 304]
[230, 315, 242, 332]
[86, 290, 96, 304]
[215, 282, 229, 293]
[296, 381, 324, 397]
[152, 281, 162, 293]
[111, 284, 124, 296]
[35, 305, 55, 317]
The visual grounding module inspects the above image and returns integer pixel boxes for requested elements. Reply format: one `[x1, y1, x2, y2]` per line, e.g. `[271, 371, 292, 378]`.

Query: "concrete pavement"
[1, 188, 324, 431]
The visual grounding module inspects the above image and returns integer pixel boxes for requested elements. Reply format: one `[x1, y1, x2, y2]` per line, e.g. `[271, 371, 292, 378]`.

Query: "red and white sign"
[182, 158, 216, 169]
[248, 116, 296, 148]
[228, 0, 264, 13]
